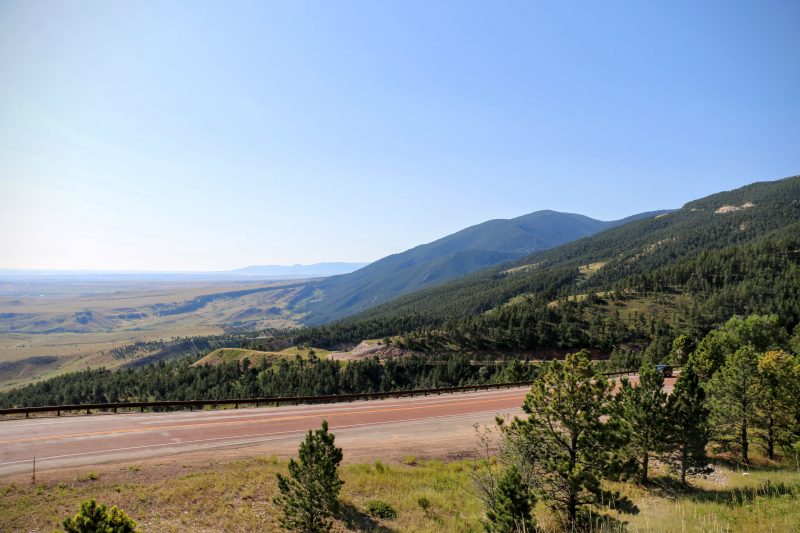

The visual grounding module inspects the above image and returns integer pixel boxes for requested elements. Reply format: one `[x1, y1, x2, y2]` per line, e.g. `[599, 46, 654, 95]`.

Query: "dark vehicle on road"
[655, 364, 673, 377]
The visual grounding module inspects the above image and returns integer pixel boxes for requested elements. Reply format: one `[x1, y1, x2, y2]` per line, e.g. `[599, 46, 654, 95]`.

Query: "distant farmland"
[0, 278, 307, 391]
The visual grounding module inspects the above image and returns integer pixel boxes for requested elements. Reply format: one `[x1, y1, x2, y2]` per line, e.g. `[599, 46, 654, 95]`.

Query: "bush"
[274, 420, 344, 533]
[417, 496, 431, 511]
[364, 500, 397, 520]
[60, 499, 139, 533]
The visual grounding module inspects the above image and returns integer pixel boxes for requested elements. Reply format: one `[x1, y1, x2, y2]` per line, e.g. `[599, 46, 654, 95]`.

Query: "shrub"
[364, 500, 397, 520]
[60, 499, 139, 533]
[417, 496, 431, 511]
[274, 420, 344, 533]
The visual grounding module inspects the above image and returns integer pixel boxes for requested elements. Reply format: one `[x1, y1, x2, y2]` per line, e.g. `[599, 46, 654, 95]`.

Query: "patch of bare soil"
[328, 341, 421, 361]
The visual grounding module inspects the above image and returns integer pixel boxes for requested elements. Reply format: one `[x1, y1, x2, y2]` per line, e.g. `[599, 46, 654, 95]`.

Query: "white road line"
[0, 408, 522, 468]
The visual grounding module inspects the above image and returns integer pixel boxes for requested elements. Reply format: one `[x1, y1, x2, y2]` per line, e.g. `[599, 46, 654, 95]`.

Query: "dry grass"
[0, 458, 483, 532]
[0, 279, 305, 390]
[193, 346, 332, 366]
[1, 455, 798, 532]
[578, 262, 606, 277]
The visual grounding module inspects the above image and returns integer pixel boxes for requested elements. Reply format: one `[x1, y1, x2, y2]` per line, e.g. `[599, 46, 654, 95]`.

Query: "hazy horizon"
[2, 1, 798, 270]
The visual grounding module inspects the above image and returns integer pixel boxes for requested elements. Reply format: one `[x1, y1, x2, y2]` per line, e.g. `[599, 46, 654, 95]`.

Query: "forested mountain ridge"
[3, 176, 800, 408]
[293, 209, 668, 325]
[294, 175, 800, 351]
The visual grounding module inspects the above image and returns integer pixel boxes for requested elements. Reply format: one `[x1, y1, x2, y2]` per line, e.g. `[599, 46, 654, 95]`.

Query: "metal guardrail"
[0, 367, 646, 419]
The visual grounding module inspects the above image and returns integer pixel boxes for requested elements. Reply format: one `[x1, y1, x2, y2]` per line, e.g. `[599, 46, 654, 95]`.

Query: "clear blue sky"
[1, 1, 798, 270]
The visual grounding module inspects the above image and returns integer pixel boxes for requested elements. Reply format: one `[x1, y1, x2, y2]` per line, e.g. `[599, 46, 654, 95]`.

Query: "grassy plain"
[1, 454, 797, 532]
[0, 279, 305, 391]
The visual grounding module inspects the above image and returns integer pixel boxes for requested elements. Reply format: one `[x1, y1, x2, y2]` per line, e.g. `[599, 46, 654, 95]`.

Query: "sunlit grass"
[1, 456, 797, 532]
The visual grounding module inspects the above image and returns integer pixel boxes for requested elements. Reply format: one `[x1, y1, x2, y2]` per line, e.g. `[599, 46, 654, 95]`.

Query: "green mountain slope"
[294, 210, 666, 324]
[295, 175, 800, 350]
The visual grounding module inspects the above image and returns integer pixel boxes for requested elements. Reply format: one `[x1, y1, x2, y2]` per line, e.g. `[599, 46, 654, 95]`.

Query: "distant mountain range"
[227, 263, 369, 278]
[293, 209, 672, 324]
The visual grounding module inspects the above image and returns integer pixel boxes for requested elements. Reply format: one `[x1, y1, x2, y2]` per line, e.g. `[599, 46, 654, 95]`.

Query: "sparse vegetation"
[2, 455, 798, 532]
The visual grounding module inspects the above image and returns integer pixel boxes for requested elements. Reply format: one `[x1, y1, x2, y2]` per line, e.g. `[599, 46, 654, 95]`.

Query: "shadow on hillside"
[687, 481, 797, 505]
[339, 502, 398, 533]
[580, 509, 631, 532]
[647, 474, 692, 496]
[647, 474, 798, 506]
[710, 455, 787, 473]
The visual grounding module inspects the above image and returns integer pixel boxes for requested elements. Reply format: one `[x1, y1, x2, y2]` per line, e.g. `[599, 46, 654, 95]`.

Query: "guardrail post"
[57, 409, 60, 417]
[86, 407, 90, 415]
[25, 411, 29, 418]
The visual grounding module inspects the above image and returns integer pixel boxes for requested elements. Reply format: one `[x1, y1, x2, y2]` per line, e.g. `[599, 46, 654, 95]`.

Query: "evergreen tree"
[61, 499, 138, 533]
[666, 362, 708, 483]
[790, 324, 800, 355]
[503, 351, 635, 527]
[484, 465, 537, 533]
[670, 334, 694, 366]
[707, 347, 761, 464]
[756, 350, 799, 459]
[615, 363, 670, 484]
[274, 420, 344, 533]
[693, 315, 787, 380]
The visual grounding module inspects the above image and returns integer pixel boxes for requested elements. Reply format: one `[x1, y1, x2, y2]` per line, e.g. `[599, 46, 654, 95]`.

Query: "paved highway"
[0, 374, 677, 478]
[0, 387, 530, 477]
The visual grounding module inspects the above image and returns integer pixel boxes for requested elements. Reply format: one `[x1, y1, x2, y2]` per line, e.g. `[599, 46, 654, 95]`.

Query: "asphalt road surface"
[0, 387, 530, 478]
[0, 374, 678, 478]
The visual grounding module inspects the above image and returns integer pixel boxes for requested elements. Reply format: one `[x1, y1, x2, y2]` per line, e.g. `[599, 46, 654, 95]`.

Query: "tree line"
[0, 353, 539, 408]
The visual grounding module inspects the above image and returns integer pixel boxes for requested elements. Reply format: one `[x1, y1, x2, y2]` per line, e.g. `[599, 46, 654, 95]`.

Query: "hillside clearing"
[192, 346, 331, 366]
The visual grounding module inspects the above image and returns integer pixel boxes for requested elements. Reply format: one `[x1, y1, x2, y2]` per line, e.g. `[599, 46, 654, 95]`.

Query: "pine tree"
[707, 347, 761, 464]
[274, 420, 344, 533]
[615, 363, 670, 484]
[61, 499, 139, 533]
[484, 466, 537, 533]
[756, 350, 799, 459]
[502, 351, 635, 527]
[666, 362, 708, 483]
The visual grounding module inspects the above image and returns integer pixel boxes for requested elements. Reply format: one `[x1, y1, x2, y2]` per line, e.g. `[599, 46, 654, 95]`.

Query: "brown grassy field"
[1, 452, 797, 532]
[0, 279, 306, 391]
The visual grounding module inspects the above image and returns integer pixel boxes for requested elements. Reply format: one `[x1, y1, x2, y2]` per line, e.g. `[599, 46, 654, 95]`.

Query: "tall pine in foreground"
[707, 347, 761, 464]
[274, 420, 344, 533]
[615, 364, 670, 484]
[666, 363, 708, 483]
[755, 350, 799, 459]
[502, 351, 635, 527]
[484, 466, 537, 533]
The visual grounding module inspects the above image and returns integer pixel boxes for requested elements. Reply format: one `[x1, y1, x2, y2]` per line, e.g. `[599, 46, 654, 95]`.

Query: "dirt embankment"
[328, 341, 421, 361]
